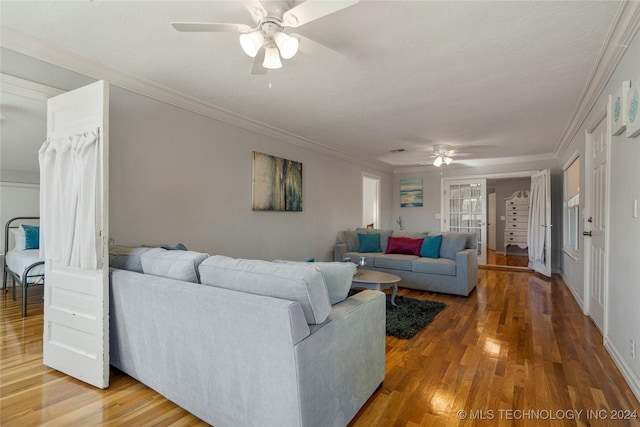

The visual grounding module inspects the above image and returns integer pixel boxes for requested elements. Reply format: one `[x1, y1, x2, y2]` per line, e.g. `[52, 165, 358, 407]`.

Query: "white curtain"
[39, 130, 101, 270]
[528, 173, 546, 267]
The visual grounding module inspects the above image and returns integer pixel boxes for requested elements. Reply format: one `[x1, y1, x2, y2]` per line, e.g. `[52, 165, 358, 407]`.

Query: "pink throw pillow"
[386, 236, 424, 256]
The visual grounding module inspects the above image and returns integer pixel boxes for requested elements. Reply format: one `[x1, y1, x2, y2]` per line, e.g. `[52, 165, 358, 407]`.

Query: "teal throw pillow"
[161, 242, 188, 251]
[358, 233, 382, 253]
[420, 234, 442, 258]
[22, 225, 40, 250]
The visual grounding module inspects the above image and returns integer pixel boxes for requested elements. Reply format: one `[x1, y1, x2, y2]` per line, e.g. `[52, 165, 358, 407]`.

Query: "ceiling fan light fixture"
[263, 45, 283, 69]
[239, 30, 264, 57]
[444, 156, 453, 165]
[433, 156, 443, 167]
[274, 32, 299, 59]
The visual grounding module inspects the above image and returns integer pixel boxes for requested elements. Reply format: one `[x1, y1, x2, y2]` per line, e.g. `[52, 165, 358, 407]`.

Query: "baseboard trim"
[560, 271, 584, 311]
[604, 338, 640, 404]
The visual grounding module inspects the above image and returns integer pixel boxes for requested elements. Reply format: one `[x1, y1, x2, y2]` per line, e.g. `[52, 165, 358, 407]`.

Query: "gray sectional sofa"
[334, 228, 478, 296]
[108, 247, 385, 427]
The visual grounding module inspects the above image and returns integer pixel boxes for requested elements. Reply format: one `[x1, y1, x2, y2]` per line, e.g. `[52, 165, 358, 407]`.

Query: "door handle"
[583, 231, 592, 236]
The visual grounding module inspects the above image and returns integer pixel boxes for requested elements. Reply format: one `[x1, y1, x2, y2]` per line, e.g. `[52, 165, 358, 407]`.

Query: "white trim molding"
[1, 73, 64, 99]
[605, 339, 640, 403]
[555, 1, 640, 158]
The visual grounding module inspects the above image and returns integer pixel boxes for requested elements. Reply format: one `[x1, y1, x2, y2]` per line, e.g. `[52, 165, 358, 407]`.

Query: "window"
[563, 156, 580, 258]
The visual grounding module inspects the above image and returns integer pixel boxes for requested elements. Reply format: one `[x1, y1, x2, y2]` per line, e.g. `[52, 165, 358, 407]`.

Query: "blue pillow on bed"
[21, 225, 39, 250]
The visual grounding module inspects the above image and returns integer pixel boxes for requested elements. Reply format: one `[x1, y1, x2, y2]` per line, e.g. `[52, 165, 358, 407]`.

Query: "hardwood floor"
[1, 270, 638, 426]
[486, 249, 530, 268]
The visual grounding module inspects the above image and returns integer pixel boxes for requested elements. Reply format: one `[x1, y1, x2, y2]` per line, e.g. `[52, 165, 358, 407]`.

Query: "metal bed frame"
[3, 217, 45, 316]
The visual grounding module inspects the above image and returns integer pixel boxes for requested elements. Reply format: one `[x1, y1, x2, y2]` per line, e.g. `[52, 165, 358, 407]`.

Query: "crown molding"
[0, 72, 64, 99]
[554, 1, 640, 158]
[1, 27, 392, 174]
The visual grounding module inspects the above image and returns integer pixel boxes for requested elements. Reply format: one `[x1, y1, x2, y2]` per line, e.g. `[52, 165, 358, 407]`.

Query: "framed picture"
[252, 151, 303, 211]
[611, 80, 631, 136]
[400, 178, 423, 207]
[627, 79, 640, 138]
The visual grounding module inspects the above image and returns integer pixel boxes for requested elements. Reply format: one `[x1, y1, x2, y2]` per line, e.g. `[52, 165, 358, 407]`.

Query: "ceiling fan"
[431, 144, 456, 167]
[171, 0, 359, 74]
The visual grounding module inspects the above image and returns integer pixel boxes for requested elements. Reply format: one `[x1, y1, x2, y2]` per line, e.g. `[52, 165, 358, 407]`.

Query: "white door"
[362, 174, 380, 228]
[488, 192, 496, 251]
[42, 81, 109, 388]
[584, 112, 608, 332]
[528, 169, 551, 277]
[442, 179, 487, 265]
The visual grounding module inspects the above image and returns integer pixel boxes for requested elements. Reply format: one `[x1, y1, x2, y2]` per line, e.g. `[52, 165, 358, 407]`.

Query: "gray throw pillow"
[141, 248, 209, 283]
[109, 245, 153, 273]
[438, 233, 468, 260]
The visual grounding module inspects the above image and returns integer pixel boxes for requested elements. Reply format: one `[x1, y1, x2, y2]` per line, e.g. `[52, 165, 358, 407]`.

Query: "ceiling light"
[239, 31, 264, 58]
[263, 45, 282, 69]
[274, 32, 299, 59]
[433, 156, 443, 167]
[444, 156, 453, 165]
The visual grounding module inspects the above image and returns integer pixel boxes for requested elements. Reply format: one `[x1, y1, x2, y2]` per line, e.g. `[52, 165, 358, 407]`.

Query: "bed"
[3, 217, 44, 316]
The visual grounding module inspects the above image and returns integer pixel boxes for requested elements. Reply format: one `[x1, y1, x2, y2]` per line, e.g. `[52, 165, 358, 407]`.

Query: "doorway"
[486, 177, 531, 268]
[362, 173, 380, 228]
[442, 171, 541, 269]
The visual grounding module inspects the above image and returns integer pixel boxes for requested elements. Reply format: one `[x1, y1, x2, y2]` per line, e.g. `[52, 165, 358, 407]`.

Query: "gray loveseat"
[334, 228, 478, 296]
[109, 247, 385, 427]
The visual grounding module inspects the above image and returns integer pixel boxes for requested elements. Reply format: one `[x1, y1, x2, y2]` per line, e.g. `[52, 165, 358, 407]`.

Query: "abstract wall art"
[252, 151, 303, 211]
[400, 178, 423, 207]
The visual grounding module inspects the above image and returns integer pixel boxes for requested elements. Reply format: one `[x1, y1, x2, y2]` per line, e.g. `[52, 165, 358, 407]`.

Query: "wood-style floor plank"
[1, 270, 638, 426]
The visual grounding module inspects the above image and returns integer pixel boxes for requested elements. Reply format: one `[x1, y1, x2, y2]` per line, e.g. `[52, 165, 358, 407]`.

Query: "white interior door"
[584, 112, 608, 333]
[528, 169, 552, 277]
[43, 81, 109, 388]
[442, 179, 487, 265]
[488, 192, 496, 251]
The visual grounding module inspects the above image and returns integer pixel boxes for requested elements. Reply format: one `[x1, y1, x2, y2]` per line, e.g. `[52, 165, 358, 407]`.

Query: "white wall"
[108, 86, 393, 262]
[559, 29, 640, 398]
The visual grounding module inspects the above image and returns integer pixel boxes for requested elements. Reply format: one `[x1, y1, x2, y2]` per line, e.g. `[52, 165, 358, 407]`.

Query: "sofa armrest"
[334, 243, 347, 261]
[456, 248, 478, 296]
[294, 289, 386, 426]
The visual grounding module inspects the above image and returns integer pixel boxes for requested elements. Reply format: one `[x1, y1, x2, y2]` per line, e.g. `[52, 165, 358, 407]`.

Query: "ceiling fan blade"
[171, 22, 253, 33]
[293, 33, 344, 60]
[251, 48, 267, 74]
[242, 0, 267, 23]
[282, 0, 359, 28]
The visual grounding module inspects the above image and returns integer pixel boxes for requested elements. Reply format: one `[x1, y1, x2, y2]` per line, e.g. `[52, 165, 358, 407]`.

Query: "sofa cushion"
[273, 260, 356, 305]
[412, 257, 456, 276]
[199, 255, 332, 324]
[374, 254, 417, 271]
[386, 236, 424, 256]
[437, 233, 468, 260]
[109, 245, 154, 273]
[391, 230, 428, 239]
[420, 234, 443, 258]
[358, 233, 382, 253]
[343, 230, 360, 252]
[141, 248, 209, 283]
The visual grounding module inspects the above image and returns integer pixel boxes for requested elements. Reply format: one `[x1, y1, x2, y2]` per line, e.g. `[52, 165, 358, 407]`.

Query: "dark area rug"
[349, 290, 447, 339]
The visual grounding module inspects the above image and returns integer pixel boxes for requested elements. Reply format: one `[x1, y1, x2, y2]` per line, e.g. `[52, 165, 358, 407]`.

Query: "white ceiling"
[0, 1, 623, 171]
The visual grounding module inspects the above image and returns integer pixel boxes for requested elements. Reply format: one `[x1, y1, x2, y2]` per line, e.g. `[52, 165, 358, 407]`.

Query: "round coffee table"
[351, 269, 401, 306]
